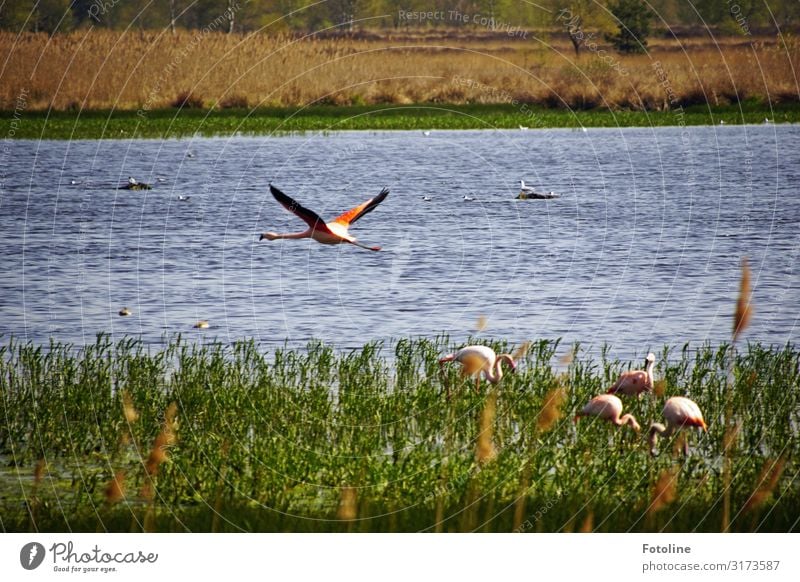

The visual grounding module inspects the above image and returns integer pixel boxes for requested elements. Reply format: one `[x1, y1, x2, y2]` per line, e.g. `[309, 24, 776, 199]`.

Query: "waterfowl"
[575, 394, 640, 433]
[649, 396, 707, 456]
[260, 184, 389, 252]
[439, 345, 516, 392]
[607, 353, 656, 397]
[120, 177, 152, 191]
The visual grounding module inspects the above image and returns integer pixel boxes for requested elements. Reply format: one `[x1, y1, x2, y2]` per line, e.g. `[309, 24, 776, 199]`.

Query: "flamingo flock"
[439, 345, 707, 456]
[576, 355, 707, 456]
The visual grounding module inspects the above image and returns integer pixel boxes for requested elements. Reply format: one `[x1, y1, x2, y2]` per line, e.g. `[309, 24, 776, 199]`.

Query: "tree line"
[1, 0, 798, 37]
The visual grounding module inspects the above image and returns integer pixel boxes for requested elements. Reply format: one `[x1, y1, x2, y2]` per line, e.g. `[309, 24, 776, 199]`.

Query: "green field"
[3, 101, 799, 140]
[1, 335, 797, 532]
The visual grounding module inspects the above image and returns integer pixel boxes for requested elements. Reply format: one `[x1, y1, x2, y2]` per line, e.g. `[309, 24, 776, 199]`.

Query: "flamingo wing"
[580, 395, 622, 421]
[270, 185, 334, 234]
[332, 187, 389, 227]
[666, 397, 707, 430]
[608, 370, 652, 395]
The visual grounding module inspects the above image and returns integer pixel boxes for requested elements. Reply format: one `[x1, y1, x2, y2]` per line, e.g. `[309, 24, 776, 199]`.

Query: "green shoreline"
[1, 336, 798, 532]
[3, 101, 799, 140]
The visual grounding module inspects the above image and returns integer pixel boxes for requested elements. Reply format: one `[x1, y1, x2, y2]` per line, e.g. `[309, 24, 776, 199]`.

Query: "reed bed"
[1, 335, 798, 532]
[1, 30, 797, 111]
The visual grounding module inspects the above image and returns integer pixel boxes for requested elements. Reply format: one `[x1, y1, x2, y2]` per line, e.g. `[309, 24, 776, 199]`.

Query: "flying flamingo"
[438, 345, 516, 392]
[648, 396, 707, 456]
[607, 352, 656, 397]
[260, 185, 389, 251]
[575, 394, 640, 433]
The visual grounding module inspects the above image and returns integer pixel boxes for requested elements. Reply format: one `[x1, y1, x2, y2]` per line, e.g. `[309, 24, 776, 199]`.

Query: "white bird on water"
[519, 180, 536, 195]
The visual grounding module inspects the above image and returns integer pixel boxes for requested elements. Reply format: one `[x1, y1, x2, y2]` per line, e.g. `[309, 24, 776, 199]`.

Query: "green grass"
[1, 335, 798, 532]
[2, 101, 799, 140]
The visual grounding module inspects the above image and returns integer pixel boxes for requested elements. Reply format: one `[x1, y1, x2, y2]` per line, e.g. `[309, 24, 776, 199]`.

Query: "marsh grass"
[0, 335, 798, 532]
[1, 30, 797, 112]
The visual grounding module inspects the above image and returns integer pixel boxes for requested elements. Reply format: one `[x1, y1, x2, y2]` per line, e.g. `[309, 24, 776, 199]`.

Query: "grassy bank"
[3, 101, 799, 139]
[1, 335, 798, 532]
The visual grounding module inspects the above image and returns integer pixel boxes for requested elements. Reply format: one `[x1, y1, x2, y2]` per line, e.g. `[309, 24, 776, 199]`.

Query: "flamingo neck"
[646, 360, 655, 385]
[486, 354, 513, 383]
[616, 413, 640, 431]
[274, 230, 311, 240]
[648, 422, 672, 449]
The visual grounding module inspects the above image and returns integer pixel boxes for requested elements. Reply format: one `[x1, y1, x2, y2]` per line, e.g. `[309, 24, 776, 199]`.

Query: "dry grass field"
[1, 29, 798, 111]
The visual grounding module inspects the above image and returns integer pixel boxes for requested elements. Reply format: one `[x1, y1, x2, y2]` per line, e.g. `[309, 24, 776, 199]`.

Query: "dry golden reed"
[1, 31, 796, 111]
[579, 509, 594, 533]
[733, 257, 753, 342]
[476, 315, 488, 332]
[649, 468, 678, 516]
[476, 391, 497, 463]
[104, 471, 126, 504]
[337, 487, 358, 521]
[537, 386, 566, 432]
[144, 402, 178, 477]
[743, 456, 787, 514]
[122, 390, 139, 424]
[33, 458, 46, 486]
[512, 341, 531, 362]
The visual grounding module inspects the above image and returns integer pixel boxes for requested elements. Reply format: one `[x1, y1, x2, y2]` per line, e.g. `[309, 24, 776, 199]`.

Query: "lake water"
[2, 126, 798, 358]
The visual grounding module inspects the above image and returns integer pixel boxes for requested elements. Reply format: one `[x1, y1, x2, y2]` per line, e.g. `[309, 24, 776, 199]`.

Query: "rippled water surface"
[2, 126, 798, 356]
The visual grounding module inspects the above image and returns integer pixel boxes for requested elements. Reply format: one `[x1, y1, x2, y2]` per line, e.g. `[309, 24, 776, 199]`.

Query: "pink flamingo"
[648, 396, 707, 456]
[575, 394, 640, 432]
[438, 345, 516, 392]
[260, 185, 389, 251]
[607, 352, 656, 397]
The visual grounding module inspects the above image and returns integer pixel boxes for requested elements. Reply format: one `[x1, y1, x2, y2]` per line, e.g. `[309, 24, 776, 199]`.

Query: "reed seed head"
[476, 315, 488, 332]
[733, 257, 753, 342]
[476, 391, 498, 463]
[537, 386, 566, 432]
[122, 390, 139, 424]
[744, 455, 787, 514]
[337, 486, 358, 521]
[649, 468, 678, 515]
[104, 471, 126, 504]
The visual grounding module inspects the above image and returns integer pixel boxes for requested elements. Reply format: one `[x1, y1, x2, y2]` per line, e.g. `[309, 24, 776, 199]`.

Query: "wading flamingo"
[439, 345, 516, 392]
[607, 352, 656, 397]
[648, 396, 707, 456]
[260, 185, 389, 251]
[575, 394, 640, 433]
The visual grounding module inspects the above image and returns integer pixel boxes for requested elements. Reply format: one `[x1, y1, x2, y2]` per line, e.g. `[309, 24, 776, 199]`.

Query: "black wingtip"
[269, 184, 285, 199]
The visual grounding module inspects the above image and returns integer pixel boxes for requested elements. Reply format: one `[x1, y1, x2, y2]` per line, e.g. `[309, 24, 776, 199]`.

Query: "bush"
[171, 91, 204, 109]
[606, 0, 652, 54]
